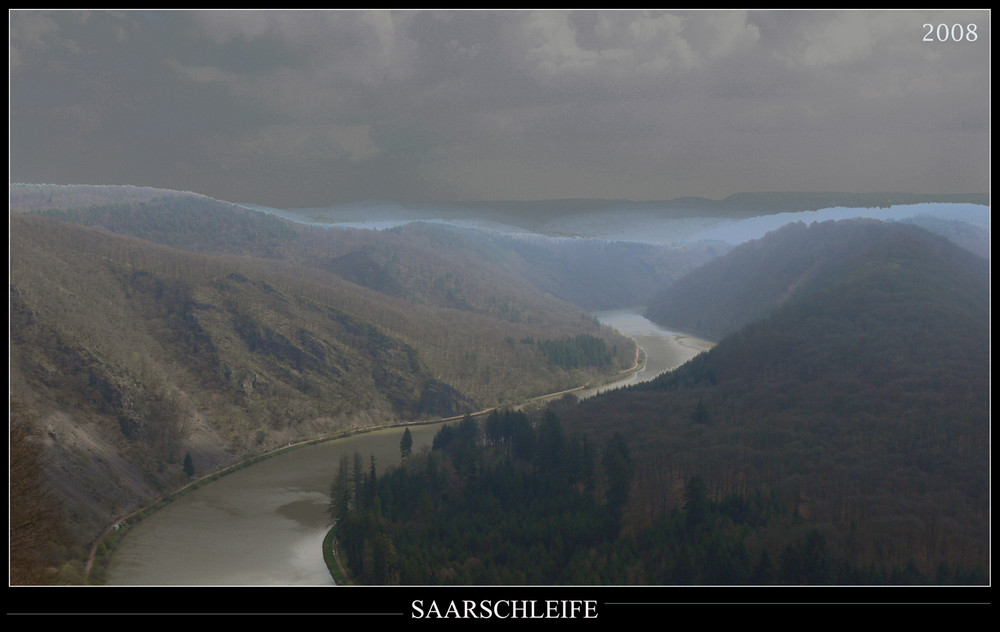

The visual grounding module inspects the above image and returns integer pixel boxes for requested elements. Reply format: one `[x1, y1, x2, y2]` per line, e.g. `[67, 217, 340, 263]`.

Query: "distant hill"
[301, 191, 989, 223]
[645, 219, 988, 341]
[9, 183, 213, 212]
[563, 219, 990, 577]
[684, 191, 988, 215]
[258, 191, 988, 246]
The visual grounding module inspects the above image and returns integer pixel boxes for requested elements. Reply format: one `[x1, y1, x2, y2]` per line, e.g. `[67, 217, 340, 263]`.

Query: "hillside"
[645, 219, 986, 341]
[9, 190, 643, 579]
[19, 184, 720, 311]
[561, 219, 990, 578]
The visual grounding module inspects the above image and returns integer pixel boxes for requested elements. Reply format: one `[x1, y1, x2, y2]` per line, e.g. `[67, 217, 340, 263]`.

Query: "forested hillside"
[646, 219, 986, 341]
[9, 186, 645, 582]
[561, 220, 990, 580]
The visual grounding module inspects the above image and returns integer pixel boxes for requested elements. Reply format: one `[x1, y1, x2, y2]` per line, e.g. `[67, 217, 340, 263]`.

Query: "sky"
[9, 9, 991, 208]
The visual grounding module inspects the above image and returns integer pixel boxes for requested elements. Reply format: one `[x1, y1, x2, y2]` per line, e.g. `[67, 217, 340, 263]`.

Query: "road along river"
[103, 308, 713, 585]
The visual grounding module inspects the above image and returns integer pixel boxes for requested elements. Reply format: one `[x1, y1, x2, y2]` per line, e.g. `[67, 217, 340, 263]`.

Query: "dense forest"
[328, 219, 990, 585]
[330, 410, 985, 584]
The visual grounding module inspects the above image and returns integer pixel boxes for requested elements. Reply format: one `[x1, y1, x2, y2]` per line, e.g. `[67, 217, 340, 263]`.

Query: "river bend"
[104, 308, 712, 585]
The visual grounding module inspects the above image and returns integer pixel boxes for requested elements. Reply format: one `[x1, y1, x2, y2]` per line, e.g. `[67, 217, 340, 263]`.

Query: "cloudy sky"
[9, 9, 991, 208]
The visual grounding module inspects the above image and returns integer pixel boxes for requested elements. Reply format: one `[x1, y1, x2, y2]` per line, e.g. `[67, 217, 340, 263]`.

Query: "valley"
[8, 184, 990, 587]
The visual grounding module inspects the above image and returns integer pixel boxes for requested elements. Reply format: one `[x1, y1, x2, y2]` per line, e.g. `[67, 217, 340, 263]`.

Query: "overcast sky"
[9, 9, 991, 207]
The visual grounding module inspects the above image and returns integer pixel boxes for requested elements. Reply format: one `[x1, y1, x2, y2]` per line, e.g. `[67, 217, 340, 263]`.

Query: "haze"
[9, 9, 990, 208]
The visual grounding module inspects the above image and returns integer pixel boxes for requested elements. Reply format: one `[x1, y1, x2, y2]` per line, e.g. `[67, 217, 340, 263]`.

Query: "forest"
[570, 220, 991, 581]
[329, 410, 985, 585]
[328, 218, 990, 585]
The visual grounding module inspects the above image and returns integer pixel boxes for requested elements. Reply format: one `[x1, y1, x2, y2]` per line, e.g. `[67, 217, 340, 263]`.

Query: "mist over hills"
[15, 183, 987, 250]
[242, 190, 989, 250]
[264, 190, 988, 225]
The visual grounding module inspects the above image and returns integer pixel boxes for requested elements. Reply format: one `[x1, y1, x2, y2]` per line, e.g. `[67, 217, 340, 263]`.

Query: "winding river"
[104, 308, 712, 585]
[577, 309, 715, 399]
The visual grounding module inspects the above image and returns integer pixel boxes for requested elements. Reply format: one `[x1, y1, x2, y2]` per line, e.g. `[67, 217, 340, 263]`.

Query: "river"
[103, 308, 712, 585]
[577, 308, 715, 399]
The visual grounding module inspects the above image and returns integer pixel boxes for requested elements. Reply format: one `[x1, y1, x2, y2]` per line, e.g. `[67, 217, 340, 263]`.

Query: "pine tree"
[400, 428, 413, 462]
[602, 432, 633, 530]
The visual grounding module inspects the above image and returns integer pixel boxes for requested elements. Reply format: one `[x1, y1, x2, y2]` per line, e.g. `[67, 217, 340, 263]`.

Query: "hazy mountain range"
[240, 191, 989, 253]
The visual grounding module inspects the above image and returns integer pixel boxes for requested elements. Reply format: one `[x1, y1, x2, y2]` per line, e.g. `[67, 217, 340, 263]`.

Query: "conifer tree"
[400, 427, 413, 462]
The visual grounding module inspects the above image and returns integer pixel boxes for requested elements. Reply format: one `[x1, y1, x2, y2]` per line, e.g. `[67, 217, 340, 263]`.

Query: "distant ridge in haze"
[277, 191, 989, 221]
[254, 191, 988, 246]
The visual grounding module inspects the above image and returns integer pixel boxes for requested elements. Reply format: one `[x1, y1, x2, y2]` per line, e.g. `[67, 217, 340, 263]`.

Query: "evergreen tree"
[400, 428, 413, 462]
[536, 410, 566, 475]
[602, 432, 633, 530]
[329, 454, 352, 527]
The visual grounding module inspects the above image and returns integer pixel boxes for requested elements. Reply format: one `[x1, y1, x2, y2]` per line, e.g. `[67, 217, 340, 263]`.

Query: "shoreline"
[87, 356, 643, 584]
[94, 310, 702, 585]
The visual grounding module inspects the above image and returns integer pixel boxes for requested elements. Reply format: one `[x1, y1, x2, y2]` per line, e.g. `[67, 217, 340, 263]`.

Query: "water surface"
[105, 425, 441, 585]
[576, 308, 714, 399]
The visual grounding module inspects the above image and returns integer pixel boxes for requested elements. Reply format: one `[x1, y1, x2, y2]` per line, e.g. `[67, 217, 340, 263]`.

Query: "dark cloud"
[9, 9, 991, 207]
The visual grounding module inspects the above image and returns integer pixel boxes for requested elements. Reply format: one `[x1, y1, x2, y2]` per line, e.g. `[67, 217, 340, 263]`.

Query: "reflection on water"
[104, 308, 712, 586]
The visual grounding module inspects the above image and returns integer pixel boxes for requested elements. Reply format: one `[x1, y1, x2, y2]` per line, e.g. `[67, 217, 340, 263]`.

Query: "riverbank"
[98, 309, 707, 585]
[88, 356, 645, 583]
[577, 311, 714, 400]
